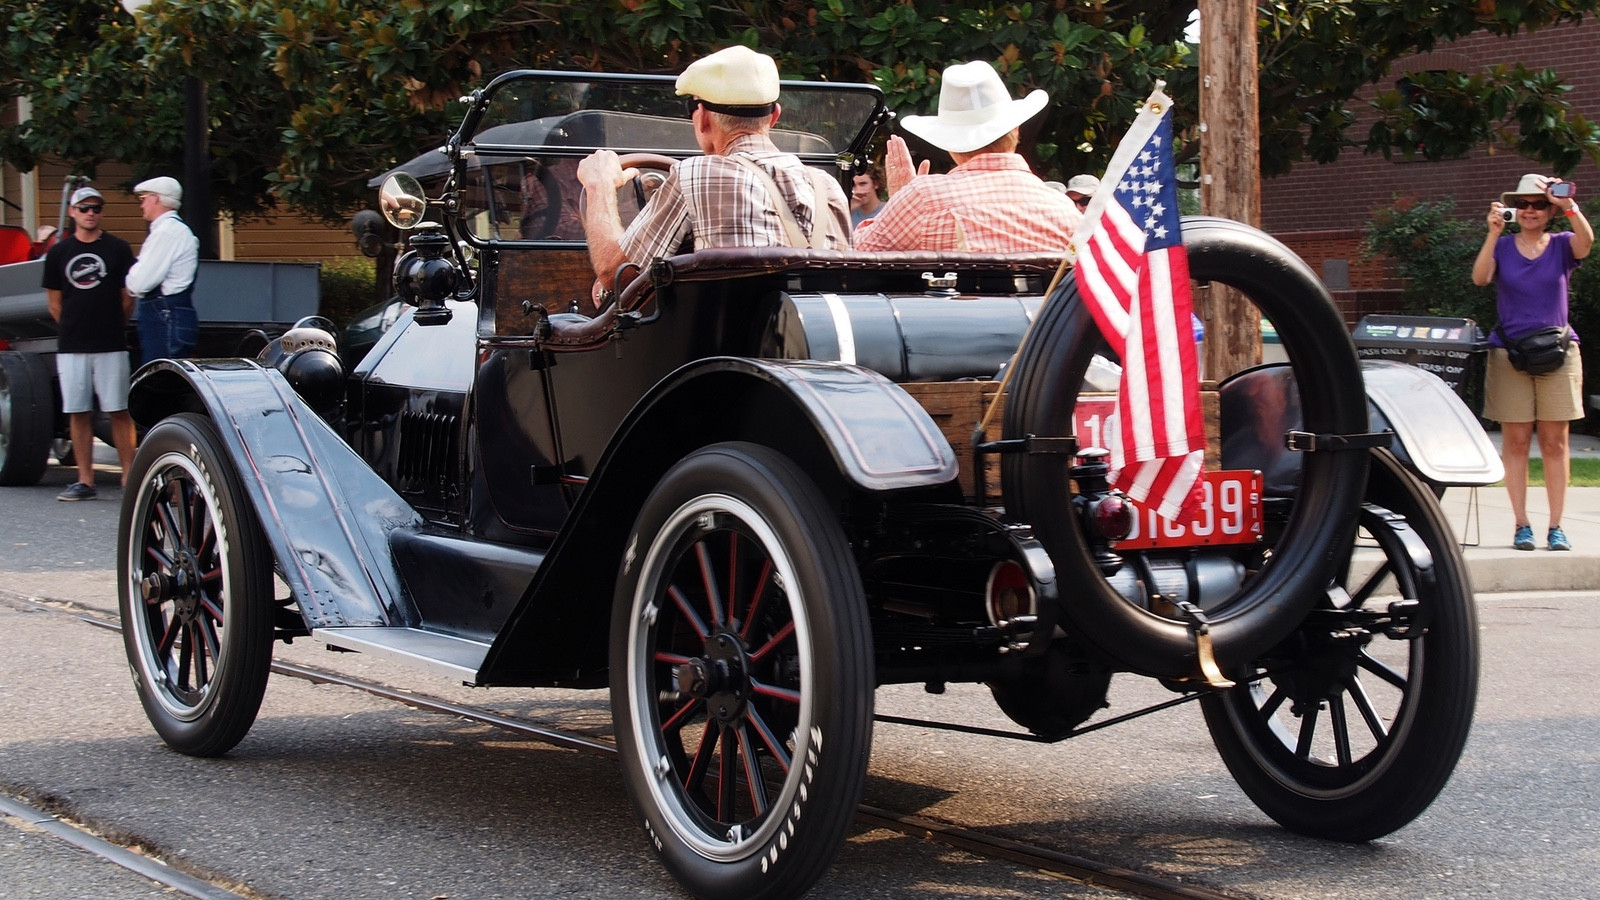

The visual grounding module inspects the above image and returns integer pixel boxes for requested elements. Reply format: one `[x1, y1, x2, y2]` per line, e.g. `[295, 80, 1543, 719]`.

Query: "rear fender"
[1220, 360, 1502, 492]
[477, 357, 958, 685]
[129, 360, 423, 628]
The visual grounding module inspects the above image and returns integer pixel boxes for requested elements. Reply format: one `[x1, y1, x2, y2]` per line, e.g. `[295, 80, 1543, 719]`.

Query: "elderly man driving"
[576, 46, 851, 299]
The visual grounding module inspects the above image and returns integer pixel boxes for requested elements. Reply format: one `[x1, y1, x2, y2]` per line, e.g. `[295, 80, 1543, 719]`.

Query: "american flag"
[1069, 85, 1205, 521]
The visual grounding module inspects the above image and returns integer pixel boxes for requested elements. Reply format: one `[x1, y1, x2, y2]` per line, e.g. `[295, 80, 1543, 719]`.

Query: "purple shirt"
[1489, 231, 1580, 346]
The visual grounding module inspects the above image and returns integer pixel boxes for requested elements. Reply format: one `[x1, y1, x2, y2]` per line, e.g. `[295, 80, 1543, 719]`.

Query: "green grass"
[1498, 457, 1600, 487]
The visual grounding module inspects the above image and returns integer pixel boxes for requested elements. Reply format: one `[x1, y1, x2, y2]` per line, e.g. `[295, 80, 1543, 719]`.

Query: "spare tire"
[1002, 217, 1370, 679]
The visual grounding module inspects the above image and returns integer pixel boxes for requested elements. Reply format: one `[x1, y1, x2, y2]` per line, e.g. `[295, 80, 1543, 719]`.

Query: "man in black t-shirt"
[41, 186, 138, 500]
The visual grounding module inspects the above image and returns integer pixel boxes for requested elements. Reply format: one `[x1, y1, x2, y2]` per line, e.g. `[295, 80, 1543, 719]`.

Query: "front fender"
[477, 357, 957, 685]
[128, 360, 423, 628]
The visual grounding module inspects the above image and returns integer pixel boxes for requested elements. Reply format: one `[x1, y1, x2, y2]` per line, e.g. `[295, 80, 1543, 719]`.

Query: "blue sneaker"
[1513, 524, 1535, 551]
[1548, 527, 1572, 552]
[55, 482, 96, 501]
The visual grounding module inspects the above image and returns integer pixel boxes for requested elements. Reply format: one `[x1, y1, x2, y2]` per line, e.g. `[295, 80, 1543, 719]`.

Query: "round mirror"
[379, 173, 428, 230]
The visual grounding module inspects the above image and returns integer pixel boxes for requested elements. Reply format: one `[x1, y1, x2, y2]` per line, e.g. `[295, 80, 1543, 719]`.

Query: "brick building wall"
[1263, 17, 1600, 239]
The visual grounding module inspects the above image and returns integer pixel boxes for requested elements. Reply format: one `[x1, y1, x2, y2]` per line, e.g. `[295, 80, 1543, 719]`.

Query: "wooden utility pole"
[1197, 0, 1261, 381]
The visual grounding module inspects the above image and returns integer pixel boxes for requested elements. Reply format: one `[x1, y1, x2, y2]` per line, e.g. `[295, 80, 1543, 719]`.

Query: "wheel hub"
[675, 632, 750, 724]
[143, 549, 204, 623]
[1278, 632, 1366, 706]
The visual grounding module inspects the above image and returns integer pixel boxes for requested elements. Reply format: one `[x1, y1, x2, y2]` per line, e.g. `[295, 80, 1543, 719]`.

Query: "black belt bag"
[1496, 324, 1572, 376]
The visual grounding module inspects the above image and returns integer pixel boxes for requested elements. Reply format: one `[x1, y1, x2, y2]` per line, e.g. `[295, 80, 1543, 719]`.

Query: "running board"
[312, 627, 491, 683]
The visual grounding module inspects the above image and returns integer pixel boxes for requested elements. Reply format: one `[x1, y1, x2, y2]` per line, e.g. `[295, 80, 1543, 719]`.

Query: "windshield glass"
[466, 72, 883, 161]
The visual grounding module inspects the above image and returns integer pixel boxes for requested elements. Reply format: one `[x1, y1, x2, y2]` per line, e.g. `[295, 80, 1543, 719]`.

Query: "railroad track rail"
[8, 593, 1251, 900]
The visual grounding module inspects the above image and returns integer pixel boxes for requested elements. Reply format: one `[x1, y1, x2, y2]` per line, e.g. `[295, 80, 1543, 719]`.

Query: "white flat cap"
[675, 46, 780, 114]
[134, 176, 183, 210]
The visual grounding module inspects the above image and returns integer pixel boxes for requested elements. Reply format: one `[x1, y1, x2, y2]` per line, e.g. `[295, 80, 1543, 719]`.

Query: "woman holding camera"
[1472, 173, 1593, 551]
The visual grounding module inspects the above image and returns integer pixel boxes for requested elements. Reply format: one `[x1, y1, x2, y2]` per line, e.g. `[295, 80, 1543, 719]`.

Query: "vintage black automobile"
[117, 70, 1500, 900]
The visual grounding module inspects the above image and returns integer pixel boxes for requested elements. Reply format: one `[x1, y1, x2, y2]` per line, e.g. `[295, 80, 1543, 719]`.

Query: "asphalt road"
[1, 459, 1597, 899]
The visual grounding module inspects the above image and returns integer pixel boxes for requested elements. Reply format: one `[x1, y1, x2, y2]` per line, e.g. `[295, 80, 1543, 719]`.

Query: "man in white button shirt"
[127, 176, 200, 365]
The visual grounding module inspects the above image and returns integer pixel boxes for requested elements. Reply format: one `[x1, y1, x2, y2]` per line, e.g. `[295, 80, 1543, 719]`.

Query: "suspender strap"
[728, 154, 831, 250]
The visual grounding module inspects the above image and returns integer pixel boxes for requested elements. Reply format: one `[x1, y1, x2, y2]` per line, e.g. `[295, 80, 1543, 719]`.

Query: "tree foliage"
[4, 0, 1600, 222]
[1359, 195, 1495, 323]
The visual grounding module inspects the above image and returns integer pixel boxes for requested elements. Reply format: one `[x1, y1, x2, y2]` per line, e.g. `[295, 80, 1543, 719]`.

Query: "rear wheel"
[611, 442, 873, 900]
[0, 351, 54, 486]
[1202, 448, 1478, 840]
[118, 413, 275, 756]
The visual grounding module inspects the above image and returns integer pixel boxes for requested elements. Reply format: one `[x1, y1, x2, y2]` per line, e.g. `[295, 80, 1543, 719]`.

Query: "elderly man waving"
[576, 46, 851, 301]
[854, 61, 1081, 253]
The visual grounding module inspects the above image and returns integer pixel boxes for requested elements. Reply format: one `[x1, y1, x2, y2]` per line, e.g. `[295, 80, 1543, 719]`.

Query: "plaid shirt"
[619, 133, 851, 264]
[853, 153, 1082, 252]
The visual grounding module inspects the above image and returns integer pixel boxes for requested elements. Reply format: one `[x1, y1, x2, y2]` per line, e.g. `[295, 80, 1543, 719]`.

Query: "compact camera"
[1551, 181, 1577, 198]
[1501, 208, 1516, 222]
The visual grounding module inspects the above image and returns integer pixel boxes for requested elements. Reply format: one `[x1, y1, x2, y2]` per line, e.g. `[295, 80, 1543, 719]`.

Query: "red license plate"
[1113, 470, 1263, 550]
[1071, 397, 1262, 550]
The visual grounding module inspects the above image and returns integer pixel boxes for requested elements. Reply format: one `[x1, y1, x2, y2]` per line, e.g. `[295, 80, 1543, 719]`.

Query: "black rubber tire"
[610, 442, 873, 900]
[1201, 448, 1479, 840]
[118, 412, 275, 757]
[0, 350, 55, 486]
[1002, 217, 1371, 678]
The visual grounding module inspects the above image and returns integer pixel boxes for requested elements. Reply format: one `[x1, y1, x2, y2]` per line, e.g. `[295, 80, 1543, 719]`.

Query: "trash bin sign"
[1351, 314, 1487, 398]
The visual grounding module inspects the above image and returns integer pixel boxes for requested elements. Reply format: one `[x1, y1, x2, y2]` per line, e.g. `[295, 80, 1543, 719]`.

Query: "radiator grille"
[397, 411, 459, 493]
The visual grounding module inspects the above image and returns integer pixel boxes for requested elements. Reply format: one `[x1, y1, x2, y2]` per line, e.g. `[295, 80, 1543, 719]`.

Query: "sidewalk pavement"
[1431, 430, 1600, 593]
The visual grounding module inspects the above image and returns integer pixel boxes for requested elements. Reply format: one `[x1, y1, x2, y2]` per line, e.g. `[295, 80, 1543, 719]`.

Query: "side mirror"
[379, 173, 428, 230]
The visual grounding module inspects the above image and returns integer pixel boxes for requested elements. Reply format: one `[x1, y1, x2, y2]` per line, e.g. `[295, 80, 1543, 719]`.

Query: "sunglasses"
[75, 204, 104, 213]
[1511, 199, 1552, 210]
[1073, 197, 1091, 209]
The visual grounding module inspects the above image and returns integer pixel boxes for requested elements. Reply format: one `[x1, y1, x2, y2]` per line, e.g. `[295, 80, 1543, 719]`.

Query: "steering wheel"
[577, 152, 676, 230]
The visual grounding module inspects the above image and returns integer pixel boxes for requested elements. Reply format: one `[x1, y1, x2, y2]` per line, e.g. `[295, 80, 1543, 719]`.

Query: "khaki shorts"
[56, 350, 131, 414]
[1482, 343, 1584, 423]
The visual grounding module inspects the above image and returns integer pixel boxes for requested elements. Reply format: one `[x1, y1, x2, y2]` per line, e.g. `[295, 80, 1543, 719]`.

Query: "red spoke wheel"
[118, 413, 274, 757]
[611, 443, 871, 900]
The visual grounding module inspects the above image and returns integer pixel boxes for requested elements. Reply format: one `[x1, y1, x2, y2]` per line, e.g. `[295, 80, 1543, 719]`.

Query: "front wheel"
[610, 443, 873, 900]
[1202, 448, 1479, 840]
[118, 413, 275, 757]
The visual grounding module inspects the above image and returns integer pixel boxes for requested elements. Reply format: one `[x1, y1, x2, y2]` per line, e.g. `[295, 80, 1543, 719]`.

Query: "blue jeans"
[137, 286, 199, 366]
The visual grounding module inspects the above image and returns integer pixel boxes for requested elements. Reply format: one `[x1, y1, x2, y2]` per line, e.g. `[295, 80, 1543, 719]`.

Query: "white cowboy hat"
[1500, 173, 1550, 206]
[900, 61, 1049, 154]
[675, 45, 780, 115]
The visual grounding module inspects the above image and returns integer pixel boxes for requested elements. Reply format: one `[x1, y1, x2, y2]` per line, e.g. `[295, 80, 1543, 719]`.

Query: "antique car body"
[118, 70, 1497, 900]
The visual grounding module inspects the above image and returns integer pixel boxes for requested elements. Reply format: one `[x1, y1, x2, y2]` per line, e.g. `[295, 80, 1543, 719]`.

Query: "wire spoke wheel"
[612, 443, 871, 900]
[119, 413, 273, 757]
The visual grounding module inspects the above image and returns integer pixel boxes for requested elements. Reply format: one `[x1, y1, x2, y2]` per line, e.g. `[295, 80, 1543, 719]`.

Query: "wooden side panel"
[899, 382, 1004, 502]
[901, 382, 1222, 504]
[492, 248, 597, 336]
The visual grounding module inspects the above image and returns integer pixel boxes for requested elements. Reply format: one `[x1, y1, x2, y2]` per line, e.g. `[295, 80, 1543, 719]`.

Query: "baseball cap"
[134, 176, 183, 210]
[1066, 174, 1100, 196]
[69, 186, 103, 206]
[675, 46, 780, 115]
